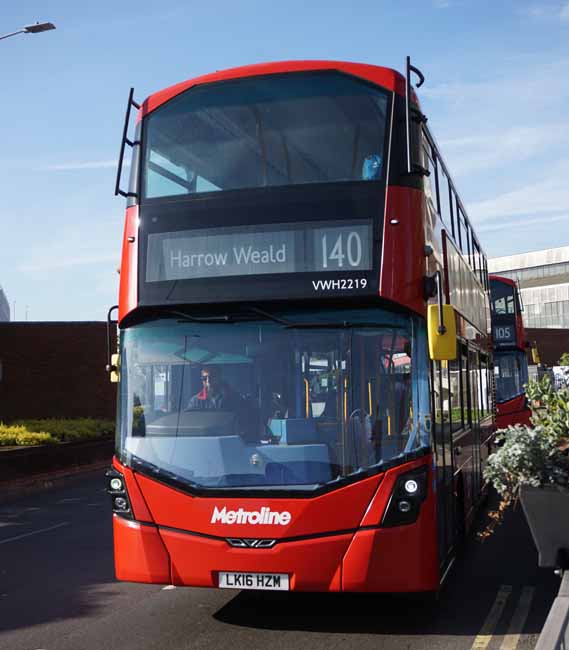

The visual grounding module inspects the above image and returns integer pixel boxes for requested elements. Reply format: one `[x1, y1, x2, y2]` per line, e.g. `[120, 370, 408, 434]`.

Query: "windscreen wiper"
[247, 307, 403, 330]
[283, 321, 404, 330]
[247, 306, 293, 326]
[158, 308, 239, 324]
[131, 455, 196, 486]
[128, 307, 239, 325]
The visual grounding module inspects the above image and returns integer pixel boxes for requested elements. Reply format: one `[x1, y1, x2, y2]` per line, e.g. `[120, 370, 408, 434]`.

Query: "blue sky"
[1, 0, 568, 321]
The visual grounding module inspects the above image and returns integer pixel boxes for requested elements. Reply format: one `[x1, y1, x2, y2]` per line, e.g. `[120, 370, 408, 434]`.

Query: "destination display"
[493, 324, 516, 347]
[146, 219, 373, 282]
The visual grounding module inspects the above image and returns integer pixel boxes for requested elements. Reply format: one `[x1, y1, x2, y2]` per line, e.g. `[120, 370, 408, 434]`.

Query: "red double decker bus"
[489, 275, 531, 428]
[107, 59, 494, 593]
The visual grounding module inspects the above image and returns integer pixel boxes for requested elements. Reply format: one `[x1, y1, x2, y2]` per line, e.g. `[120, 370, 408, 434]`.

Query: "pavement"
[0, 471, 562, 650]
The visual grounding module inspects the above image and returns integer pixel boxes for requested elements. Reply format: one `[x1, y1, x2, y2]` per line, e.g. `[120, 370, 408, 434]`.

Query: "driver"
[187, 366, 236, 410]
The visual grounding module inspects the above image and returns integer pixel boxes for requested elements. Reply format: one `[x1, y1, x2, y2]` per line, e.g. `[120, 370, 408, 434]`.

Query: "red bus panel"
[496, 394, 531, 429]
[134, 471, 382, 538]
[113, 515, 171, 584]
[140, 60, 411, 120]
[112, 456, 438, 592]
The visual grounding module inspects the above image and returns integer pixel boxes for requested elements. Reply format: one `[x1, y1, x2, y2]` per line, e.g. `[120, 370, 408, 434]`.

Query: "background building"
[0, 286, 9, 322]
[489, 246, 569, 369]
[488, 246, 569, 329]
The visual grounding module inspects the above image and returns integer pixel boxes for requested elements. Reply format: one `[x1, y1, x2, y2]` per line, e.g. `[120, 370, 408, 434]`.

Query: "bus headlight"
[106, 468, 133, 519]
[404, 479, 419, 495]
[113, 496, 129, 511]
[381, 465, 428, 527]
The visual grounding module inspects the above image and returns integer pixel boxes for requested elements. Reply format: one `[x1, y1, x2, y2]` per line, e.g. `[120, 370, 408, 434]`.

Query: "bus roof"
[489, 274, 518, 288]
[138, 60, 411, 121]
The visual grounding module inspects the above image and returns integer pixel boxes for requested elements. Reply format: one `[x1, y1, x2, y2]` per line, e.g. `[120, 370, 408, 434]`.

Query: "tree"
[559, 352, 569, 366]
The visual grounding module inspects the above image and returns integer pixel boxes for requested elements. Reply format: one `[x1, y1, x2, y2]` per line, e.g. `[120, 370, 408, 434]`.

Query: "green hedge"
[0, 424, 56, 447]
[7, 418, 115, 444]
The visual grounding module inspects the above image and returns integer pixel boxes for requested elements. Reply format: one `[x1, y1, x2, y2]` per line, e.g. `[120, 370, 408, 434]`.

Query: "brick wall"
[0, 322, 116, 421]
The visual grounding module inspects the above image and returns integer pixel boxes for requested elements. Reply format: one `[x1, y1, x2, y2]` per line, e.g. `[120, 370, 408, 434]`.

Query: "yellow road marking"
[499, 586, 535, 650]
[471, 585, 513, 649]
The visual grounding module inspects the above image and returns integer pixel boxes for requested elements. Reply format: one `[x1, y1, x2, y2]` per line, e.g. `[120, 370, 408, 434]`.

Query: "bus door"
[468, 348, 482, 501]
[432, 360, 456, 567]
[478, 353, 493, 466]
[453, 343, 476, 527]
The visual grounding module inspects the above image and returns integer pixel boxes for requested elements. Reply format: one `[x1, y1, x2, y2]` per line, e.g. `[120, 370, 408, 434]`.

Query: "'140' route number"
[321, 232, 362, 269]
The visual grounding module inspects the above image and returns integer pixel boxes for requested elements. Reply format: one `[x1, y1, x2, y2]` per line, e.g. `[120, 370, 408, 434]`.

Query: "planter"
[0, 438, 114, 483]
[520, 484, 569, 569]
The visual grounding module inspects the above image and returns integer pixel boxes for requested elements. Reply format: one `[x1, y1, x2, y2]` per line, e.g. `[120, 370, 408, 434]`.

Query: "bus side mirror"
[108, 353, 120, 383]
[427, 304, 457, 361]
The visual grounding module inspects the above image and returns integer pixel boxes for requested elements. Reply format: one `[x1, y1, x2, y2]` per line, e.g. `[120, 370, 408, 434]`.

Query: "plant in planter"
[481, 377, 569, 568]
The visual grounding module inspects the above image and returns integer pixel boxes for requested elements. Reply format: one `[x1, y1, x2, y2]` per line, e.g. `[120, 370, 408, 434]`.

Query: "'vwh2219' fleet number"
[312, 278, 368, 291]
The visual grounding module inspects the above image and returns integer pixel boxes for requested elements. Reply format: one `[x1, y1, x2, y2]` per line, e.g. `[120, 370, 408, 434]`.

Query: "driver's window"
[304, 353, 342, 419]
[351, 330, 413, 470]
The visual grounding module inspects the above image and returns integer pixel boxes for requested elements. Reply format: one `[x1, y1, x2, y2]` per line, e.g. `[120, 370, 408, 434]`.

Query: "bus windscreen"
[116, 307, 431, 492]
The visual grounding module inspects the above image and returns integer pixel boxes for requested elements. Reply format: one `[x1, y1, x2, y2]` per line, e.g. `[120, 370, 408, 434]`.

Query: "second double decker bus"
[489, 275, 531, 428]
[108, 59, 494, 593]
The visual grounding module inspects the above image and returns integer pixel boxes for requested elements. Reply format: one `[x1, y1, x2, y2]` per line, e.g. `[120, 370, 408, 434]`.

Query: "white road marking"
[162, 585, 176, 590]
[57, 498, 83, 503]
[499, 586, 535, 650]
[0, 522, 69, 545]
[471, 585, 513, 649]
[0, 522, 24, 528]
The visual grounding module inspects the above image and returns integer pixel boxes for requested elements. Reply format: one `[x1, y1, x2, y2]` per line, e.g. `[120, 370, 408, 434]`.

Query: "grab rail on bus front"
[405, 55, 428, 177]
[516, 277, 525, 312]
[115, 87, 140, 199]
[105, 305, 119, 376]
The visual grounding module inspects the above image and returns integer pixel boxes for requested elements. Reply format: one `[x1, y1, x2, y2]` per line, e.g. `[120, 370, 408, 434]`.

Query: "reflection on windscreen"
[118, 309, 430, 490]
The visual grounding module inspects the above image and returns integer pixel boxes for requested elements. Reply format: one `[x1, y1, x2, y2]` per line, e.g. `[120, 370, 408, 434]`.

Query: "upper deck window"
[490, 279, 515, 315]
[142, 72, 390, 200]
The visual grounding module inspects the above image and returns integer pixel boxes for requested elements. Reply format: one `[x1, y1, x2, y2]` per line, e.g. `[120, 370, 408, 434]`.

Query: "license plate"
[218, 571, 289, 591]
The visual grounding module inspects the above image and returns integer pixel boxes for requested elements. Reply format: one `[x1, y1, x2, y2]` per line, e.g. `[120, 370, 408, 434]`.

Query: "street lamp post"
[0, 21, 56, 42]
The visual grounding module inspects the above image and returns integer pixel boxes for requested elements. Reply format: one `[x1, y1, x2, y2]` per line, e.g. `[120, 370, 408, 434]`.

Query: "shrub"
[480, 377, 569, 538]
[0, 424, 56, 446]
[484, 424, 569, 497]
[12, 418, 115, 443]
[558, 352, 569, 366]
[526, 376, 569, 440]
